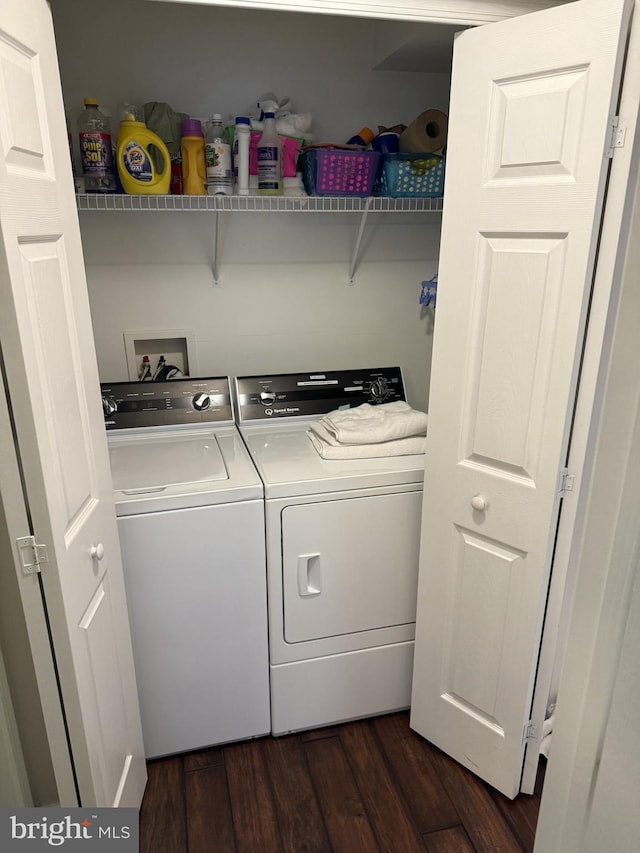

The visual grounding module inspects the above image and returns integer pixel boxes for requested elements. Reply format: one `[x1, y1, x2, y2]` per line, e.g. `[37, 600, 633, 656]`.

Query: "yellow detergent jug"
[116, 105, 171, 194]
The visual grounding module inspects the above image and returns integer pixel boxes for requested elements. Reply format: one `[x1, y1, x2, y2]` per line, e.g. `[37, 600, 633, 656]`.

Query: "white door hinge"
[523, 721, 538, 745]
[607, 116, 626, 157]
[16, 535, 49, 575]
[559, 468, 575, 497]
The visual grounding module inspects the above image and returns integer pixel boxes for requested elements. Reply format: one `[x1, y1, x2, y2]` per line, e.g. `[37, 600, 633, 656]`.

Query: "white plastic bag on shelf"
[250, 93, 314, 140]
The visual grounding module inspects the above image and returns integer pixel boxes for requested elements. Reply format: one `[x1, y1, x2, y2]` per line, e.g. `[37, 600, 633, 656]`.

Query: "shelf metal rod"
[348, 198, 373, 284]
[212, 210, 221, 286]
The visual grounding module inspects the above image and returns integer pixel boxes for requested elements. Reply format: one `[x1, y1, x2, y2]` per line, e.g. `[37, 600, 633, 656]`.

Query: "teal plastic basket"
[374, 153, 445, 198]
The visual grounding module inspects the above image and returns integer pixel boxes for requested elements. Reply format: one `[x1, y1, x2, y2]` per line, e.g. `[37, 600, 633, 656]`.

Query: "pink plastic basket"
[300, 148, 380, 197]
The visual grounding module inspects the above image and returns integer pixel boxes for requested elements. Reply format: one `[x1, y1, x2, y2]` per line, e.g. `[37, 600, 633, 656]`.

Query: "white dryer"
[235, 367, 425, 735]
[101, 376, 270, 758]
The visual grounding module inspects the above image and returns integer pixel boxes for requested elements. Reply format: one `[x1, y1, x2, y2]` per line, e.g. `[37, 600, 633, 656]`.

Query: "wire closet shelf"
[75, 194, 444, 213]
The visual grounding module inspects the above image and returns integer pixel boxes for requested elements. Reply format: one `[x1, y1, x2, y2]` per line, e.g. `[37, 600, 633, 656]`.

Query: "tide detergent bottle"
[116, 104, 171, 194]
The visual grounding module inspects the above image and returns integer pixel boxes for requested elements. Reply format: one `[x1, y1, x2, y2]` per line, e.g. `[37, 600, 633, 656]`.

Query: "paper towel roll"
[399, 109, 448, 154]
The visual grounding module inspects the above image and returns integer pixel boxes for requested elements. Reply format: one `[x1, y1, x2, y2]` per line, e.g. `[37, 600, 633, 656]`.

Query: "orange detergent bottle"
[180, 119, 207, 195]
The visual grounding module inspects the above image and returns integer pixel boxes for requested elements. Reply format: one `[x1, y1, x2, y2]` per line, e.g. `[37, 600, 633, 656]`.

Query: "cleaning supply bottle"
[170, 152, 183, 195]
[346, 127, 375, 147]
[233, 116, 251, 196]
[78, 98, 116, 193]
[116, 104, 171, 195]
[66, 114, 76, 176]
[205, 114, 233, 196]
[257, 112, 282, 196]
[180, 119, 207, 195]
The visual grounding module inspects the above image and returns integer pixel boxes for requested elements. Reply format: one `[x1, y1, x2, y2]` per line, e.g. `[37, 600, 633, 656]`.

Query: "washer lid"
[110, 434, 228, 492]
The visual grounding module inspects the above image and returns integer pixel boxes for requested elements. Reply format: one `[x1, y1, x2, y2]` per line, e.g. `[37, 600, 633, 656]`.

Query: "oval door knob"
[471, 494, 489, 512]
[90, 543, 105, 561]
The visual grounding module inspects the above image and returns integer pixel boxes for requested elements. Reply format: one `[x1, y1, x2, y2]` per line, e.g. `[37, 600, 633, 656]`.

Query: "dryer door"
[282, 491, 421, 643]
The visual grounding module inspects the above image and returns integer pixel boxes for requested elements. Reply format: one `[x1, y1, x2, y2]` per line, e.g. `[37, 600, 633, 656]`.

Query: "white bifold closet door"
[0, 0, 146, 806]
[410, 0, 632, 799]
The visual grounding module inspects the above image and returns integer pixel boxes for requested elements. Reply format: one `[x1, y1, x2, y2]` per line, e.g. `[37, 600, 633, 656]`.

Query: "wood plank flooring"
[140, 711, 545, 853]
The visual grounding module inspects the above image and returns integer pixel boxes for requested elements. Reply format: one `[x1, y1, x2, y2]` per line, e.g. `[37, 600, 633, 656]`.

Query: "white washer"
[235, 367, 425, 735]
[101, 376, 270, 758]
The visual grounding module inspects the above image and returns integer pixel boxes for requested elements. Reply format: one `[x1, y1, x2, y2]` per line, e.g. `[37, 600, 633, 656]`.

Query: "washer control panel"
[236, 367, 405, 421]
[100, 377, 233, 430]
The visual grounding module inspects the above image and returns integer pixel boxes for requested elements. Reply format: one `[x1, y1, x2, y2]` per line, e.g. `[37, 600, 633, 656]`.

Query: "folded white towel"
[313, 401, 428, 445]
[308, 421, 351, 447]
[307, 429, 426, 460]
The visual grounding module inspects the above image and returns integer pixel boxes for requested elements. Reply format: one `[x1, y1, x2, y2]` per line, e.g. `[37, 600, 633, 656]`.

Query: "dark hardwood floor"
[140, 711, 545, 853]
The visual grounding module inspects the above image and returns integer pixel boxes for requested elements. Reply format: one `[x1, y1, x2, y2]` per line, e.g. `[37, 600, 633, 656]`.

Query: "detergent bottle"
[116, 105, 171, 194]
[180, 119, 207, 195]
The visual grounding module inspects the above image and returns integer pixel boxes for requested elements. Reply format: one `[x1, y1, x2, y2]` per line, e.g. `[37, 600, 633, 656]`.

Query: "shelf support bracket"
[212, 209, 221, 287]
[348, 198, 372, 285]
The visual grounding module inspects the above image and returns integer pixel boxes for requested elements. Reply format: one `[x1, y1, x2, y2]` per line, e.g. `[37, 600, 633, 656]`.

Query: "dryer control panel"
[100, 377, 233, 430]
[236, 367, 406, 421]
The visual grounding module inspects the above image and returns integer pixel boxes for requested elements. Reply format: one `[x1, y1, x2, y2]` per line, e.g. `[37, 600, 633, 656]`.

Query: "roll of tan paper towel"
[399, 109, 448, 154]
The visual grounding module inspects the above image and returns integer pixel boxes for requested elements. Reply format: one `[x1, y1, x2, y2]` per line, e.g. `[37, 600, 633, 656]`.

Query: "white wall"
[0, 487, 58, 806]
[534, 105, 640, 853]
[80, 211, 439, 409]
[584, 549, 640, 852]
[51, 0, 447, 411]
[51, 0, 451, 141]
[0, 643, 31, 806]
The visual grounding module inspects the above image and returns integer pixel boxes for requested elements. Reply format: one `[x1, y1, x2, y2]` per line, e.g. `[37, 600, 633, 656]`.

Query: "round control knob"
[369, 378, 390, 401]
[90, 543, 105, 561]
[471, 494, 489, 512]
[102, 397, 117, 417]
[192, 393, 211, 411]
[260, 392, 276, 406]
